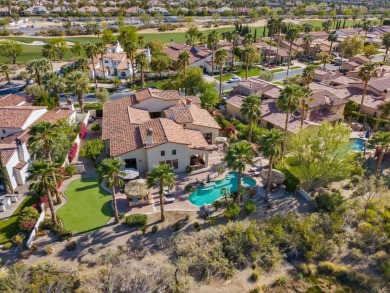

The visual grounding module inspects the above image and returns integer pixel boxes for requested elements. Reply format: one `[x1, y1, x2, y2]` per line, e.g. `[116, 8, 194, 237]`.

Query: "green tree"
[80, 138, 104, 165]
[362, 20, 372, 41]
[242, 45, 259, 79]
[274, 18, 284, 65]
[123, 41, 137, 86]
[135, 53, 149, 88]
[185, 24, 201, 45]
[0, 64, 11, 84]
[146, 164, 176, 222]
[368, 132, 390, 176]
[95, 88, 110, 104]
[285, 27, 300, 76]
[118, 25, 138, 45]
[150, 54, 171, 79]
[327, 31, 338, 55]
[258, 129, 284, 203]
[83, 42, 98, 89]
[302, 34, 312, 56]
[101, 28, 116, 44]
[177, 50, 190, 81]
[207, 30, 219, 74]
[70, 41, 84, 57]
[297, 86, 311, 128]
[26, 58, 50, 85]
[0, 39, 23, 64]
[51, 38, 68, 60]
[322, 20, 332, 32]
[267, 17, 277, 65]
[215, 48, 229, 98]
[96, 41, 107, 80]
[358, 62, 380, 114]
[43, 72, 65, 107]
[339, 35, 364, 59]
[381, 32, 390, 62]
[302, 64, 319, 85]
[66, 71, 90, 113]
[317, 51, 332, 69]
[225, 141, 254, 201]
[240, 95, 261, 142]
[42, 43, 56, 71]
[96, 158, 125, 223]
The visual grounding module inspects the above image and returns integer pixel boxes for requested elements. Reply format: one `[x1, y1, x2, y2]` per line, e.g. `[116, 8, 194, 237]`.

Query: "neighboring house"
[78, 6, 99, 14]
[313, 69, 339, 84]
[24, 5, 49, 15]
[341, 55, 370, 72]
[0, 7, 10, 15]
[102, 90, 217, 173]
[349, 76, 390, 100]
[147, 7, 169, 15]
[233, 77, 280, 98]
[126, 6, 145, 15]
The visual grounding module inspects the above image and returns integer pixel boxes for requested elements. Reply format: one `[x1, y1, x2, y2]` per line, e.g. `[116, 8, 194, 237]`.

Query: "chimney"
[186, 98, 192, 108]
[67, 98, 74, 111]
[15, 139, 24, 162]
[146, 128, 153, 145]
[127, 61, 131, 71]
[381, 68, 386, 77]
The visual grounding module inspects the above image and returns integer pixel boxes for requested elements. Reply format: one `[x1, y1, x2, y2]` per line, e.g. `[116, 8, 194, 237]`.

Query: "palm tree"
[207, 30, 219, 75]
[138, 35, 145, 48]
[215, 48, 229, 98]
[96, 157, 125, 223]
[303, 34, 313, 56]
[240, 95, 262, 142]
[277, 84, 300, 158]
[242, 45, 259, 79]
[96, 41, 107, 80]
[146, 164, 176, 222]
[317, 52, 332, 69]
[0, 64, 11, 84]
[26, 58, 50, 85]
[285, 27, 300, 76]
[66, 71, 90, 113]
[178, 50, 190, 95]
[42, 43, 57, 71]
[327, 30, 338, 55]
[381, 32, 390, 62]
[297, 86, 311, 128]
[267, 17, 276, 66]
[362, 20, 372, 41]
[75, 57, 89, 72]
[83, 42, 98, 89]
[274, 18, 284, 65]
[27, 160, 63, 225]
[302, 64, 319, 85]
[358, 62, 380, 114]
[123, 41, 137, 86]
[231, 30, 240, 66]
[368, 132, 390, 175]
[43, 72, 65, 107]
[225, 141, 255, 202]
[135, 53, 149, 89]
[258, 129, 284, 203]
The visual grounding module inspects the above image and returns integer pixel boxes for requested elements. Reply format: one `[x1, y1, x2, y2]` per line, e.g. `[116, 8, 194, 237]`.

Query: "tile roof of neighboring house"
[330, 75, 360, 85]
[237, 77, 275, 91]
[179, 96, 201, 106]
[128, 107, 150, 124]
[310, 90, 347, 108]
[163, 42, 211, 65]
[308, 83, 352, 99]
[350, 55, 371, 64]
[133, 88, 181, 103]
[344, 61, 360, 68]
[348, 95, 386, 111]
[0, 94, 25, 107]
[226, 95, 245, 109]
[165, 104, 221, 129]
[0, 106, 45, 128]
[38, 108, 75, 123]
[184, 129, 212, 150]
[367, 77, 390, 92]
[0, 148, 16, 165]
[263, 87, 280, 99]
[309, 109, 342, 123]
[105, 53, 126, 62]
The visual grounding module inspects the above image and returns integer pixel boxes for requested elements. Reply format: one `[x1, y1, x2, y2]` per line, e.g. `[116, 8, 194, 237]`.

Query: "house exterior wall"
[117, 148, 148, 173]
[185, 124, 219, 143]
[132, 98, 179, 113]
[0, 127, 23, 138]
[146, 143, 189, 172]
[226, 103, 242, 118]
[5, 151, 19, 190]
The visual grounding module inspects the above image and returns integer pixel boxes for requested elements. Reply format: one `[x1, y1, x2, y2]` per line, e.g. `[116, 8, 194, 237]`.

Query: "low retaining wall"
[298, 188, 312, 202]
[26, 203, 45, 249]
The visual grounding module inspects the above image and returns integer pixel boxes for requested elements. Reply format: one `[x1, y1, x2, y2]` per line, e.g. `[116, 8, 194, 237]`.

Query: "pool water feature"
[350, 138, 366, 152]
[189, 172, 256, 206]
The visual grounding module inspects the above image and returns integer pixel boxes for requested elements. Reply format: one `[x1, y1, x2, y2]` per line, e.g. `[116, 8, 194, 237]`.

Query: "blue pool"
[350, 138, 366, 152]
[189, 172, 256, 206]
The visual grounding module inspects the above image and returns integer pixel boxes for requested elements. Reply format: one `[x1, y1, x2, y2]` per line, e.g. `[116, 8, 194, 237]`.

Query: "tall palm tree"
[277, 84, 301, 158]
[138, 35, 145, 48]
[274, 18, 284, 65]
[42, 43, 56, 71]
[302, 64, 319, 85]
[242, 45, 259, 79]
[26, 58, 50, 85]
[327, 30, 338, 55]
[297, 86, 311, 128]
[240, 95, 262, 142]
[135, 53, 149, 89]
[43, 72, 65, 107]
[358, 62, 380, 114]
[83, 42, 98, 89]
[96, 41, 107, 80]
[285, 27, 300, 76]
[368, 132, 390, 176]
[123, 41, 137, 86]
[362, 20, 372, 41]
[215, 48, 229, 98]
[178, 50, 190, 95]
[207, 30, 219, 75]
[146, 164, 176, 222]
[303, 34, 313, 56]
[231, 30, 240, 66]
[267, 17, 276, 66]
[258, 129, 284, 203]
[66, 71, 90, 113]
[75, 57, 89, 72]
[381, 32, 390, 62]
[225, 141, 255, 202]
[27, 160, 63, 226]
[0, 64, 11, 84]
[96, 157, 125, 223]
[317, 52, 332, 69]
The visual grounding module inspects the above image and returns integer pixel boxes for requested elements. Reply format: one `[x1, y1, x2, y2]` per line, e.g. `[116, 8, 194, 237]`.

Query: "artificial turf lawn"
[0, 195, 39, 244]
[57, 178, 112, 233]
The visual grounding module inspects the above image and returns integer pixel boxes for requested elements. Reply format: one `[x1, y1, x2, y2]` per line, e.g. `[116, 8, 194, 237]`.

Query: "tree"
[42, 43, 56, 71]
[95, 88, 110, 104]
[75, 57, 89, 72]
[43, 72, 65, 107]
[258, 129, 284, 203]
[26, 58, 50, 85]
[80, 139, 104, 165]
[102, 28, 116, 44]
[322, 20, 332, 33]
[286, 122, 356, 190]
[327, 31, 338, 55]
[317, 52, 332, 69]
[240, 95, 261, 142]
[96, 158, 125, 223]
[51, 38, 68, 60]
[150, 54, 171, 79]
[225, 141, 254, 201]
[339, 35, 364, 59]
[27, 160, 63, 225]
[0, 64, 11, 84]
[177, 50, 190, 95]
[297, 86, 311, 128]
[258, 70, 274, 82]
[302, 34, 312, 56]
[381, 32, 390, 62]
[215, 48, 229, 98]
[96, 41, 107, 80]
[362, 44, 377, 58]
[118, 25, 138, 45]
[230, 30, 240, 66]
[70, 41, 84, 57]
[357, 62, 380, 114]
[135, 53, 149, 88]
[362, 20, 372, 41]
[285, 27, 300, 76]
[274, 18, 284, 66]
[0, 39, 23, 64]
[277, 84, 300, 158]
[138, 35, 145, 48]
[242, 45, 259, 79]
[302, 64, 319, 85]
[207, 30, 219, 74]
[368, 132, 390, 176]
[185, 24, 201, 46]
[66, 71, 89, 113]
[267, 18, 277, 65]
[146, 164, 176, 222]
[83, 42, 98, 89]
[123, 41, 137, 86]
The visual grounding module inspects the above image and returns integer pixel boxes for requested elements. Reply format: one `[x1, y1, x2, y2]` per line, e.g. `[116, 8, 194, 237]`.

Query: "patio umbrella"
[260, 169, 286, 185]
[120, 168, 140, 180]
[253, 156, 270, 167]
[124, 179, 151, 200]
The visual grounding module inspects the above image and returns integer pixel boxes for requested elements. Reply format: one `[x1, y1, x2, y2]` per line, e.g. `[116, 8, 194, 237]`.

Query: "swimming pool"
[189, 172, 257, 206]
[350, 138, 366, 152]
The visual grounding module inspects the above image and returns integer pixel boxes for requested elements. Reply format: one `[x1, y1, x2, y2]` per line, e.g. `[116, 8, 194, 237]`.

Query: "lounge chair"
[164, 196, 175, 203]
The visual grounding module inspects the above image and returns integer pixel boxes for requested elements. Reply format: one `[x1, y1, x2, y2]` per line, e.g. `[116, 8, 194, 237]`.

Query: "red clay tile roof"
[133, 88, 181, 103]
[0, 148, 16, 165]
[165, 104, 220, 129]
[309, 90, 347, 108]
[128, 107, 150, 124]
[0, 106, 45, 128]
[38, 108, 75, 123]
[0, 94, 25, 107]
[14, 161, 27, 169]
[226, 95, 245, 108]
[184, 129, 212, 150]
[367, 77, 390, 92]
[163, 42, 211, 65]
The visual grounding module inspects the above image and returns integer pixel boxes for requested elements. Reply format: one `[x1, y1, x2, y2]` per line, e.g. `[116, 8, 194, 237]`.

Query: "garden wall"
[298, 188, 312, 202]
[26, 204, 45, 249]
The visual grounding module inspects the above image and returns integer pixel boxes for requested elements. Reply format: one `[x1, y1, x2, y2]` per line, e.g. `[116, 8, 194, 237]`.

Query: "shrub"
[172, 222, 181, 231]
[44, 245, 53, 255]
[52, 225, 72, 240]
[208, 216, 217, 225]
[185, 166, 193, 174]
[29, 243, 39, 253]
[299, 263, 317, 277]
[249, 270, 261, 282]
[224, 202, 241, 220]
[91, 123, 101, 132]
[248, 288, 260, 293]
[315, 191, 344, 213]
[65, 240, 77, 251]
[151, 225, 158, 233]
[140, 225, 147, 235]
[64, 165, 76, 177]
[184, 184, 195, 192]
[193, 222, 201, 231]
[244, 200, 256, 215]
[124, 214, 148, 227]
[68, 143, 78, 162]
[20, 251, 31, 259]
[3, 242, 12, 250]
[380, 260, 390, 280]
[212, 200, 222, 211]
[276, 165, 300, 192]
[184, 214, 189, 221]
[18, 207, 40, 232]
[39, 218, 54, 230]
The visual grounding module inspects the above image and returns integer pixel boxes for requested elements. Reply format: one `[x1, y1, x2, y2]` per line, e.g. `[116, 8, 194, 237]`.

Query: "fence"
[26, 204, 45, 249]
[298, 188, 312, 202]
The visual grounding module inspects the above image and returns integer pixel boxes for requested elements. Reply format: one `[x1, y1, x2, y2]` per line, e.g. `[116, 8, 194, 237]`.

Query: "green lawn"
[235, 68, 262, 78]
[271, 68, 285, 73]
[221, 74, 234, 82]
[0, 195, 40, 244]
[57, 178, 112, 233]
[273, 81, 282, 85]
[290, 66, 301, 70]
[135, 79, 166, 90]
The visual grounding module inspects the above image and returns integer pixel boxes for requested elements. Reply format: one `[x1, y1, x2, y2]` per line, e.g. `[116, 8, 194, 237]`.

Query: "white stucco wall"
[184, 124, 220, 143]
[0, 127, 23, 138]
[132, 98, 179, 113]
[5, 150, 19, 190]
[146, 143, 189, 172]
[117, 148, 148, 173]
[21, 109, 47, 129]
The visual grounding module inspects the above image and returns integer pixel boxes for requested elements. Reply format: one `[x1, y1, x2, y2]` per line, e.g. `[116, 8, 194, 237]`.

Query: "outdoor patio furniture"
[164, 196, 175, 203]
[253, 171, 260, 176]
[124, 179, 152, 207]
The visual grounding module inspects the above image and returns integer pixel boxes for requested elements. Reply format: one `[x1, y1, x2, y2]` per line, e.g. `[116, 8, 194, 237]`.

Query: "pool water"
[189, 172, 256, 206]
[350, 138, 366, 152]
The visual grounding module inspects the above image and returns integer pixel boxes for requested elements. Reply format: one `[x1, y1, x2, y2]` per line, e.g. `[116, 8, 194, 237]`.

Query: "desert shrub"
[3, 242, 12, 250]
[64, 165, 76, 177]
[20, 251, 31, 259]
[124, 214, 148, 227]
[212, 200, 222, 211]
[248, 288, 260, 293]
[184, 214, 189, 221]
[44, 245, 53, 255]
[208, 217, 217, 225]
[299, 263, 317, 277]
[250, 270, 261, 282]
[315, 190, 344, 213]
[244, 200, 256, 215]
[185, 166, 193, 173]
[380, 260, 390, 280]
[349, 248, 364, 261]
[140, 225, 147, 235]
[65, 241, 77, 251]
[52, 225, 72, 240]
[151, 225, 158, 233]
[29, 243, 39, 253]
[91, 123, 101, 132]
[224, 203, 241, 220]
[172, 222, 181, 231]
[193, 222, 201, 231]
[353, 223, 388, 253]
[39, 218, 54, 230]
[184, 184, 195, 192]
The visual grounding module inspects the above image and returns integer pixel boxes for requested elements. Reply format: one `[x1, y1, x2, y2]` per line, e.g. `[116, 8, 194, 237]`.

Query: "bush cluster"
[124, 214, 148, 227]
[68, 143, 78, 162]
[52, 225, 72, 241]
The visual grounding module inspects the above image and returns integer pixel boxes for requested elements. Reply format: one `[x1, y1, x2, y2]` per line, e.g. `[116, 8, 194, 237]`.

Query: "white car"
[226, 77, 241, 83]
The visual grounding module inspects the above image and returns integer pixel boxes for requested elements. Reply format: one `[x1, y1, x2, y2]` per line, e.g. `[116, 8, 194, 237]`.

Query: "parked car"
[226, 76, 241, 83]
